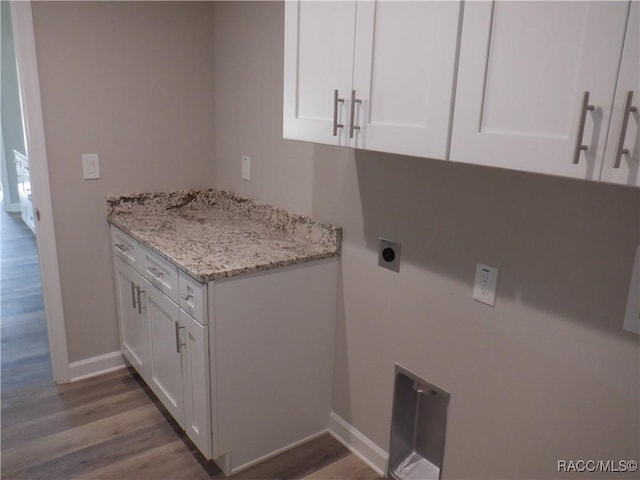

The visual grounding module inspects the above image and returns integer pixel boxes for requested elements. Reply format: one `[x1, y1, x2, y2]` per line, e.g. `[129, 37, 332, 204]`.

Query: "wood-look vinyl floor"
[1, 208, 381, 480]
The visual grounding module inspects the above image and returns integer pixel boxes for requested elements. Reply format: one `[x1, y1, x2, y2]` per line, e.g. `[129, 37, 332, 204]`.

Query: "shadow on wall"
[353, 150, 640, 336]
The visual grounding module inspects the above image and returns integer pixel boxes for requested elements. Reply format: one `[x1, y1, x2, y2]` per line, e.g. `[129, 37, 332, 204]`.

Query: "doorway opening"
[1, 0, 54, 391]
[0, 0, 71, 390]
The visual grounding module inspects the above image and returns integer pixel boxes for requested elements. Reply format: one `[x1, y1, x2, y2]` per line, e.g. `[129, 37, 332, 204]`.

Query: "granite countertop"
[106, 189, 341, 283]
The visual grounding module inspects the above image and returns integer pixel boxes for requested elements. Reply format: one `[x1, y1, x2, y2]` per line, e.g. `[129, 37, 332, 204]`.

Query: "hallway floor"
[0, 208, 51, 393]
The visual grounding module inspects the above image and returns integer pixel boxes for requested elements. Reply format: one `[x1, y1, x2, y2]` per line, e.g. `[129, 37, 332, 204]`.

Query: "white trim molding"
[10, 1, 71, 383]
[226, 429, 330, 476]
[3, 201, 21, 213]
[69, 351, 125, 383]
[0, 124, 20, 212]
[328, 411, 388, 477]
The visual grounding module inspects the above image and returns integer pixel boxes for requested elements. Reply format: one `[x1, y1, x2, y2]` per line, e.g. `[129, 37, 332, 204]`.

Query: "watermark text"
[557, 459, 638, 473]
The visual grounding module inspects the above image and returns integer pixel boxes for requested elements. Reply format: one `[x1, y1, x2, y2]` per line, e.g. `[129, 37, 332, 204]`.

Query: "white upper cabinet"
[283, 1, 356, 146]
[600, 1, 639, 187]
[283, 0, 462, 159]
[451, 1, 630, 180]
[352, 1, 461, 158]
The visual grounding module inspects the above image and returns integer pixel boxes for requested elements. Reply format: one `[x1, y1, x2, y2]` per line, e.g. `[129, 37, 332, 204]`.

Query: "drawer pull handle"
[333, 89, 345, 137]
[614, 91, 638, 169]
[148, 267, 163, 278]
[115, 243, 128, 253]
[181, 294, 193, 301]
[572, 91, 595, 165]
[349, 89, 362, 139]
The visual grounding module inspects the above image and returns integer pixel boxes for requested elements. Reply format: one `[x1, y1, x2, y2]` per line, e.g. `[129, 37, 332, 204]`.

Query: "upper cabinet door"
[451, 1, 630, 179]
[351, 1, 462, 159]
[601, 1, 639, 187]
[283, 1, 356, 146]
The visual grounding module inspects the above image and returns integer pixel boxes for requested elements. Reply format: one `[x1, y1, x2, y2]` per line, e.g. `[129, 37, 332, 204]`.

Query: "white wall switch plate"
[82, 153, 100, 180]
[473, 263, 499, 306]
[242, 155, 251, 181]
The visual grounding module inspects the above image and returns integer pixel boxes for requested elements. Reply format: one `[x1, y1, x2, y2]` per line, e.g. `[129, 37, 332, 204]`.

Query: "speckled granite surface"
[107, 189, 341, 282]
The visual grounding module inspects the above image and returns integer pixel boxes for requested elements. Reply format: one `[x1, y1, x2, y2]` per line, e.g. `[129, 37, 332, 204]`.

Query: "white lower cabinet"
[111, 226, 210, 456]
[111, 225, 337, 474]
[113, 255, 150, 382]
[146, 279, 185, 426]
[211, 260, 338, 474]
[181, 309, 212, 458]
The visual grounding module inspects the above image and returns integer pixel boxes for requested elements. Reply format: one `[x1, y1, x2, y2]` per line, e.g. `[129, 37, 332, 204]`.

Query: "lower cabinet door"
[114, 255, 150, 381]
[147, 281, 184, 426]
[182, 310, 212, 458]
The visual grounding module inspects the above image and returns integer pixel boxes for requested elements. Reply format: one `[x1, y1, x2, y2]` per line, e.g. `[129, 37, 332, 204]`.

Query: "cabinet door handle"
[572, 91, 595, 164]
[175, 321, 185, 353]
[614, 91, 638, 168]
[115, 243, 128, 253]
[349, 90, 362, 139]
[181, 294, 193, 301]
[135, 287, 146, 314]
[333, 89, 345, 136]
[131, 283, 137, 310]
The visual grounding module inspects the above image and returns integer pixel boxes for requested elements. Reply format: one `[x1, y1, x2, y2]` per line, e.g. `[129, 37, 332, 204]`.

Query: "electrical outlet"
[242, 155, 251, 181]
[378, 238, 401, 272]
[473, 263, 499, 306]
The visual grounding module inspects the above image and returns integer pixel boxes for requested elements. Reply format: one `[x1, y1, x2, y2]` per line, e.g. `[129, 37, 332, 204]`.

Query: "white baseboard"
[69, 351, 125, 382]
[4, 201, 21, 213]
[229, 428, 330, 475]
[329, 411, 388, 477]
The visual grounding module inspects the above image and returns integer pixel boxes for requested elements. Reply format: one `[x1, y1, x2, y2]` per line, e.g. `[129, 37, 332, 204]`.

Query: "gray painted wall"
[31, 1, 216, 362]
[1, 0, 25, 207]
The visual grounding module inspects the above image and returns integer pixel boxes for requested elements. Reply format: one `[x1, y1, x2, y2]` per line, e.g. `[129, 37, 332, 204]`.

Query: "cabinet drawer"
[179, 271, 207, 325]
[140, 245, 179, 303]
[110, 226, 140, 267]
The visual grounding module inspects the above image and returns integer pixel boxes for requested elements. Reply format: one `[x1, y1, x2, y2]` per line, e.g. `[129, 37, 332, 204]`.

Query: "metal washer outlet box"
[388, 365, 450, 480]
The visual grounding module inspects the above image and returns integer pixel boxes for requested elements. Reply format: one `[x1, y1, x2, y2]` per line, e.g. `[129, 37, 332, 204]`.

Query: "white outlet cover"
[82, 153, 100, 180]
[242, 155, 251, 181]
[473, 263, 499, 306]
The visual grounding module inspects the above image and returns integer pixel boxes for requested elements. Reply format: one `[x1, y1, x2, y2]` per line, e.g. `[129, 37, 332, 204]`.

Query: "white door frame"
[11, 1, 70, 383]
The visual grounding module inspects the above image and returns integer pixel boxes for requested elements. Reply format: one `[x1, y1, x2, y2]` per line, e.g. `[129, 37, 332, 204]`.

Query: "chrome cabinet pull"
[333, 89, 345, 136]
[175, 321, 185, 353]
[115, 243, 128, 253]
[614, 91, 638, 168]
[148, 266, 163, 278]
[131, 283, 137, 310]
[572, 91, 595, 164]
[136, 287, 146, 314]
[349, 90, 362, 139]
